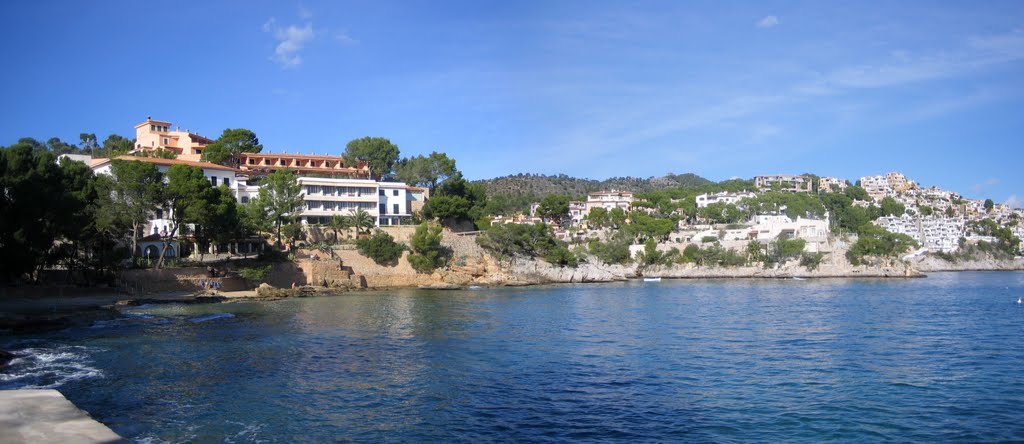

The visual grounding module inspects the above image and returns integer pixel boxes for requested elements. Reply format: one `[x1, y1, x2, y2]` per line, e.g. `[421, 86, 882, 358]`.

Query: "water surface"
[3, 272, 1024, 442]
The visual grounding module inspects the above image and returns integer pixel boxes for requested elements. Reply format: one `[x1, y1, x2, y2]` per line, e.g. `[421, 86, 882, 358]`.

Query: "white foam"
[0, 345, 104, 389]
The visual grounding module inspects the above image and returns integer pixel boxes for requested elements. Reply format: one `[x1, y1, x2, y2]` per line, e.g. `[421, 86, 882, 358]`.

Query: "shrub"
[799, 252, 825, 271]
[238, 265, 271, 282]
[846, 224, 917, 265]
[587, 237, 632, 265]
[356, 230, 406, 265]
[701, 236, 719, 243]
[477, 222, 577, 267]
[407, 223, 446, 273]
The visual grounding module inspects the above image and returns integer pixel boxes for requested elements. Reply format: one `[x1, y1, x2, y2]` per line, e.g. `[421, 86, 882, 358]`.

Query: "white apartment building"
[859, 172, 916, 201]
[695, 191, 757, 208]
[818, 177, 848, 193]
[875, 215, 964, 253]
[377, 182, 412, 226]
[586, 190, 634, 212]
[296, 177, 379, 225]
[754, 175, 812, 193]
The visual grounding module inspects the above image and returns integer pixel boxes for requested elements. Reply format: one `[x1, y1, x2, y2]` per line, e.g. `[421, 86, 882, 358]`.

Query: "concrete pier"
[0, 389, 125, 444]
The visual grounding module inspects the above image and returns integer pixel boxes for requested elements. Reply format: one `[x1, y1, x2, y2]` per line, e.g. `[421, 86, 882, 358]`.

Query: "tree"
[79, 133, 99, 156]
[423, 172, 488, 228]
[102, 134, 134, 157]
[109, 159, 165, 258]
[356, 230, 405, 265]
[879, 197, 905, 217]
[344, 137, 400, 180]
[158, 164, 213, 267]
[202, 128, 263, 167]
[586, 207, 610, 229]
[254, 169, 303, 248]
[46, 137, 78, 155]
[537, 194, 570, 225]
[350, 208, 375, 236]
[984, 199, 994, 213]
[408, 222, 446, 273]
[394, 151, 458, 192]
[328, 215, 351, 243]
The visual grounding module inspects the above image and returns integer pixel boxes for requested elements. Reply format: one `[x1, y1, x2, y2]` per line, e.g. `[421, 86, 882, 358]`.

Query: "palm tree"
[329, 215, 351, 244]
[351, 208, 375, 237]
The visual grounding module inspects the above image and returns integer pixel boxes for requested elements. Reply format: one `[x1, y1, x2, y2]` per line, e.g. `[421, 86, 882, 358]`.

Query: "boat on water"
[643, 277, 662, 282]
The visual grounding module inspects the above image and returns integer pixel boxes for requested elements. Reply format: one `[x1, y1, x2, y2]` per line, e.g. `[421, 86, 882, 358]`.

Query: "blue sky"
[2, 1, 1023, 205]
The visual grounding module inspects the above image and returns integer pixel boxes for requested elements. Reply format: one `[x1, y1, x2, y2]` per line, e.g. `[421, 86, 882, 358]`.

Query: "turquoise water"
[3, 272, 1024, 442]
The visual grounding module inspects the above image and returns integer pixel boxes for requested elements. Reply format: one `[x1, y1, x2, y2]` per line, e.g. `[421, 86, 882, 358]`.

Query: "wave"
[188, 313, 236, 324]
[0, 345, 103, 389]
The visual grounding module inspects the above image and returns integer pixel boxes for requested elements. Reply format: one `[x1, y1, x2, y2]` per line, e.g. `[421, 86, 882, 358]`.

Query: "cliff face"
[909, 255, 1024, 272]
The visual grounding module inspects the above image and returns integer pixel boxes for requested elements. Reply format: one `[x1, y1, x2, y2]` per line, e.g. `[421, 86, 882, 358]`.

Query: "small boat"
[643, 277, 662, 282]
[791, 277, 807, 281]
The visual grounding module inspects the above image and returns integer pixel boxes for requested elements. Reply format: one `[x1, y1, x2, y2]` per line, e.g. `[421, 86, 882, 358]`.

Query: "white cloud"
[263, 20, 315, 68]
[336, 33, 358, 46]
[1004, 194, 1022, 209]
[298, 6, 313, 20]
[757, 16, 780, 28]
[973, 178, 1000, 194]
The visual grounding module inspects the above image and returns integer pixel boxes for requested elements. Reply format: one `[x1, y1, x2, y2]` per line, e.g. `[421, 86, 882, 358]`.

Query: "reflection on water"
[2, 272, 1024, 442]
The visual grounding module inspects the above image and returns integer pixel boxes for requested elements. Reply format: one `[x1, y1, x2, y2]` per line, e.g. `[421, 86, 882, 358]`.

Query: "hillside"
[474, 173, 715, 212]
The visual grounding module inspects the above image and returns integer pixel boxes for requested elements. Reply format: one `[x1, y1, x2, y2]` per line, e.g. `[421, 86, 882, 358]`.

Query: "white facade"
[296, 177, 379, 225]
[377, 182, 412, 225]
[586, 191, 634, 212]
[695, 191, 757, 208]
[875, 215, 964, 253]
[818, 177, 848, 192]
[754, 175, 811, 193]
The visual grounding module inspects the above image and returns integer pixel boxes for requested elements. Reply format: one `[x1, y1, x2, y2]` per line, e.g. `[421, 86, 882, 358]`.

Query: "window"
[210, 177, 217, 186]
[162, 138, 169, 145]
[393, 203, 399, 214]
[379, 189, 385, 196]
[223, 177, 230, 186]
[241, 196, 249, 203]
[393, 190, 399, 196]
[379, 204, 387, 214]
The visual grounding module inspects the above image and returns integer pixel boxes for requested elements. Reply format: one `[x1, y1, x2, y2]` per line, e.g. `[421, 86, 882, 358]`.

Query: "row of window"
[303, 201, 375, 211]
[150, 124, 169, 132]
[211, 176, 230, 186]
[304, 185, 375, 196]
[379, 189, 401, 196]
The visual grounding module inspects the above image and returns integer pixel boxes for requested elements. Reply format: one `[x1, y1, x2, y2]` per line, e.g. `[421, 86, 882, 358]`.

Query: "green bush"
[238, 265, 271, 282]
[799, 252, 825, 271]
[587, 237, 632, 265]
[701, 236, 719, 243]
[408, 223, 446, 273]
[477, 222, 577, 267]
[846, 224, 917, 265]
[356, 230, 406, 265]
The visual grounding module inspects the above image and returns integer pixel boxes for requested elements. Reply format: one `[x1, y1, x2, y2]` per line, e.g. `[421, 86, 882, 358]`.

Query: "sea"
[2, 271, 1023, 443]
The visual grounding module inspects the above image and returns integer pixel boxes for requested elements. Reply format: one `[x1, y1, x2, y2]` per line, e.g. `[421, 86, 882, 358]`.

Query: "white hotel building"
[695, 191, 757, 208]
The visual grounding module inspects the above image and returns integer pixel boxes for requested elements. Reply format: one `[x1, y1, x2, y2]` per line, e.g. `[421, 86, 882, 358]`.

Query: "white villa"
[586, 190, 634, 212]
[695, 191, 757, 208]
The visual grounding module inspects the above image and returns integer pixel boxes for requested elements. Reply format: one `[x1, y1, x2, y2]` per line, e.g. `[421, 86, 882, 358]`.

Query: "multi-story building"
[133, 117, 214, 162]
[754, 175, 811, 193]
[586, 190, 634, 212]
[240, 152, 369, 179]
[859, 172, 917, 201]
[875, 215, 964, 253]
[817, 177, 848, 193]
[695, 191, 757, 208]
[377, 182, 412, 226]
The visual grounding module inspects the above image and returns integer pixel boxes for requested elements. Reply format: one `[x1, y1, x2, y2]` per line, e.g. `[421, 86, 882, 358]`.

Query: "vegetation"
[846, 224, 917, 265]
[355, 230, 406, 265]
[394, 152, 457, 193]
[800, 252, 825, 271]
[967, 219, 1020, 256]
[477, 222, 577, 267]
[408, 223, 446, 273]
[422, 172, 488, 229]
[238, 265, 271, 282]
[344, 137, 400, 181]
[201, 128, 263, 167]
[253, 169, 303, 247]
[586, 236, 632, 265]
